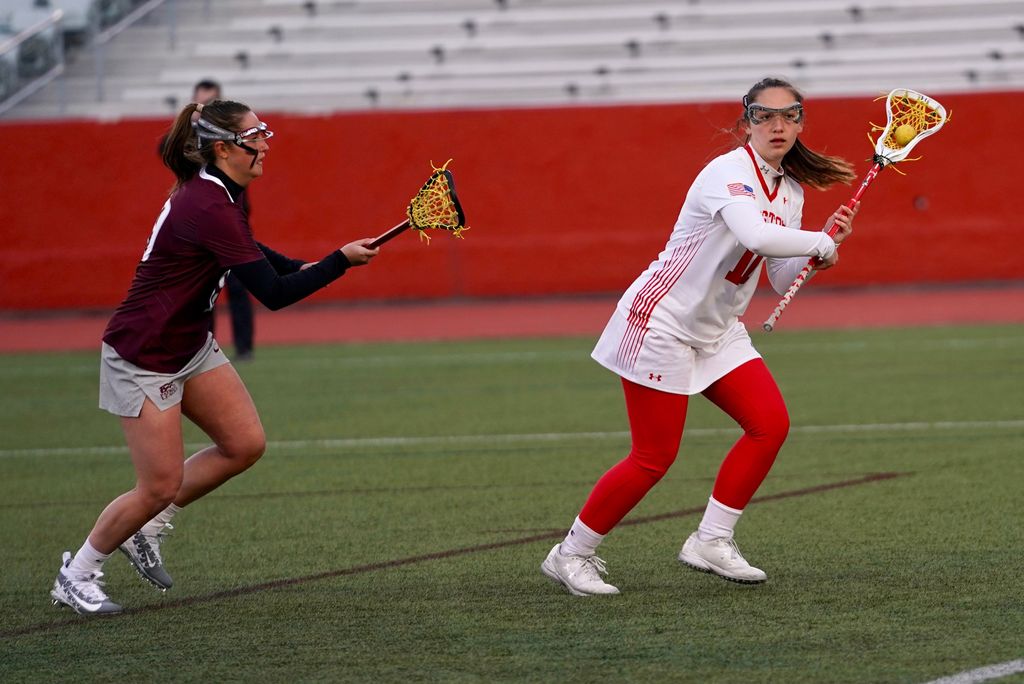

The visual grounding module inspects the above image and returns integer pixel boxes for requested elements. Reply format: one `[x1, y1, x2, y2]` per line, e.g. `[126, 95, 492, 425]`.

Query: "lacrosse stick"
[762, 89, 948, 332]
[369, 160, 467, 248]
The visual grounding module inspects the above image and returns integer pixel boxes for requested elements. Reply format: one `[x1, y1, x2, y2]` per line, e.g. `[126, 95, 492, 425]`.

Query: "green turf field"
[1, 324, 1022, 683]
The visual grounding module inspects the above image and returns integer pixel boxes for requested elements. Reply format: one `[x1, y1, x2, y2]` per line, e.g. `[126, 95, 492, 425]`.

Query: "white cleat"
[541, 544, 620, 596]
[678, 532, 768, 584]
[50, 551, 123, 615]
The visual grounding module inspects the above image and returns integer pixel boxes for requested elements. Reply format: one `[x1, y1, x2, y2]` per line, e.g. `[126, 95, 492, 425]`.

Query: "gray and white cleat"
[119, 524, 174, 591]
[50, 551, 123, 615]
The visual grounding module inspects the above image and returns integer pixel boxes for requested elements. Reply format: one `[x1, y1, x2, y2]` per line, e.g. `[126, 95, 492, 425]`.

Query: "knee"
[772, 405, 790, 443]
[245, 435, 267, 466]
[138, 478, 181, 512]
[749, 405, 790, 447]
[225, 428, 266, 468]
[628, 445, 677, 481]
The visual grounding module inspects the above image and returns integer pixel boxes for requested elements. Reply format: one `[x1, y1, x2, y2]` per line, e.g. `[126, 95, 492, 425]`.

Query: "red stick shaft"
[822, 161, 883, 238]
[762, 160, 884, 332]
[368, 219, 411, 249]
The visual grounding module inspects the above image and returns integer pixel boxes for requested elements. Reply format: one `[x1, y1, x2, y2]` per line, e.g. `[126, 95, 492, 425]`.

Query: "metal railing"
[0, 0, 177, 117]
[92, 0, 169, 102]
[0, 9, 65, 116]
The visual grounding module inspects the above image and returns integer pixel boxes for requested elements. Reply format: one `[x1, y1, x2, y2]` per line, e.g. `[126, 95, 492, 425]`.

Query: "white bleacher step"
[121, 55, 1024, 102]
[191, 14, 1024, 59]
[232, 0, 1021, 34]
[155, 40, 1024, 86]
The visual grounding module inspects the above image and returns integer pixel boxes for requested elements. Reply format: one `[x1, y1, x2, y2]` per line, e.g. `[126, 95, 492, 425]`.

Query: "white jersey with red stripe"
[592, 144, 812, 395]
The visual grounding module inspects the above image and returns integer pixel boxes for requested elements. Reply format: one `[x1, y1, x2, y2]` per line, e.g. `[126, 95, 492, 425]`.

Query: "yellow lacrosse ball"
[893, 124, 917, 147]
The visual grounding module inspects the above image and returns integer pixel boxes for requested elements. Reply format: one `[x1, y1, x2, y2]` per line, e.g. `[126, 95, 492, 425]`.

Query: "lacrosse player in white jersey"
[542, 77, 860, 596]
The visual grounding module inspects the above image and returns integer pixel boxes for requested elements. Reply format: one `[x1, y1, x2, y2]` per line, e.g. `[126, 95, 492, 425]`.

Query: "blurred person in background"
[541, 77, 860, 596]
[191, 79, 220, 111]
[50, 98, 379, 615]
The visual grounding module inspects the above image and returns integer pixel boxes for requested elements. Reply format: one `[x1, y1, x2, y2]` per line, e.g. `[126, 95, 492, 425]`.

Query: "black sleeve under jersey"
[257, 242, 305, 275]
[231, 250, 351, 311]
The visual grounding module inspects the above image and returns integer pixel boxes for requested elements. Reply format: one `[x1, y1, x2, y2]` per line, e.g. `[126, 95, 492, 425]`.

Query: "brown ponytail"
[734, 77, 856, 190]
[161, 99, 252, 190]
[779, 137, 857, 190]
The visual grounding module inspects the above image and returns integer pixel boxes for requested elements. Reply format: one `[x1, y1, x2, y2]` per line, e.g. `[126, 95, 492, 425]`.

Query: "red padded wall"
[0, 92, 1016, 311]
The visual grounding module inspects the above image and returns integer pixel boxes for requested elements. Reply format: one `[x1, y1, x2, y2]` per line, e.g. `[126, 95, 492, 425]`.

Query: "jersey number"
[724, 249, 763, 285]
[141, 199, 172, 262]
[206, 273, 227, 312]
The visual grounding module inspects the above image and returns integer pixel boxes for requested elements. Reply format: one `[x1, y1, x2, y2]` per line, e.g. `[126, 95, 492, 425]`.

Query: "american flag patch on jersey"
[727, 183, 755, 198]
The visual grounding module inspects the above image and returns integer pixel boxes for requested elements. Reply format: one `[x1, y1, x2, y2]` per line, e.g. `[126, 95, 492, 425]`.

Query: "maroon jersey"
[104, 169, 264, 373]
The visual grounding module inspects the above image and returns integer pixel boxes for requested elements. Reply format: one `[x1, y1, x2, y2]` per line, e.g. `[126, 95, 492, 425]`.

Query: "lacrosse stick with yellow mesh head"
[872, 88, 948, 165]
[369, 160, 467, 248]
[762, 89, 948, 332]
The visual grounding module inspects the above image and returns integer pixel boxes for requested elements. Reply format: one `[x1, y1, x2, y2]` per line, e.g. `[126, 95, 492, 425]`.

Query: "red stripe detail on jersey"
[618, 247, 691, 367]
[743, 144, 779, 202]
[623, 223, 711, 360]
[616, 226, 708, 370]
[621, 237, 702, 367]
[615, 253, 683, 369]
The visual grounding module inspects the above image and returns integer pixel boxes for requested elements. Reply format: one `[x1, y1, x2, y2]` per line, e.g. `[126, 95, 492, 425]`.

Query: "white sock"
[697, 496, 743, 542]
[559, 516, 605, 557]
[68, 539, 112, 575]
[141, 503, 181, 535]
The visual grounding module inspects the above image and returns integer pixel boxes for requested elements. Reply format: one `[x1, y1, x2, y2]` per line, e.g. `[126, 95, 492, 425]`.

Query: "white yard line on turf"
[921, 658, 1024, 684]
[2, 419, 1023, 459]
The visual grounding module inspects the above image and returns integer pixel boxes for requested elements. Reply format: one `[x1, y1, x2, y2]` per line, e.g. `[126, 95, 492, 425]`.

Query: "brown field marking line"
[1, 471, 908, 639]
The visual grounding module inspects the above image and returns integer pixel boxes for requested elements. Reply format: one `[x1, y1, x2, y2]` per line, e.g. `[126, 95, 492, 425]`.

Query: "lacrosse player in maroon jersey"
[542, 78, 861, 596]
[50, 99, 379, 615]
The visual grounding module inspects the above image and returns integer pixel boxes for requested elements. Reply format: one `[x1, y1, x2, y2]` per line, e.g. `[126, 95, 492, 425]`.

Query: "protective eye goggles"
[194, 118, 274, 148]
[746, 103, 804, 125]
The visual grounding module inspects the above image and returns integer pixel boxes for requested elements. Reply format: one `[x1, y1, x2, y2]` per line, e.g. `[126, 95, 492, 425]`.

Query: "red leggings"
[579, 358, 789, 534]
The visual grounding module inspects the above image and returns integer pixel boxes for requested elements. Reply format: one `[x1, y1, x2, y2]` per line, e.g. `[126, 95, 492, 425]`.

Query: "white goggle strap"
[194, 117, 241, 146]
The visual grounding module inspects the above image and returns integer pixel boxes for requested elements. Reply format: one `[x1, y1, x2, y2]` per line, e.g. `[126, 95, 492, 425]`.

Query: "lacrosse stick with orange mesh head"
[762, 88, 948, 332]
[369, 160, 467, 248]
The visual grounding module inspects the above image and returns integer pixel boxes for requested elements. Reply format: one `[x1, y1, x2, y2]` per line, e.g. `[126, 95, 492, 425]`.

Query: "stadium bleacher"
[1, 0, 1022, 119]
[0, 1, 62, 108]
[0, 0, 153, 115]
